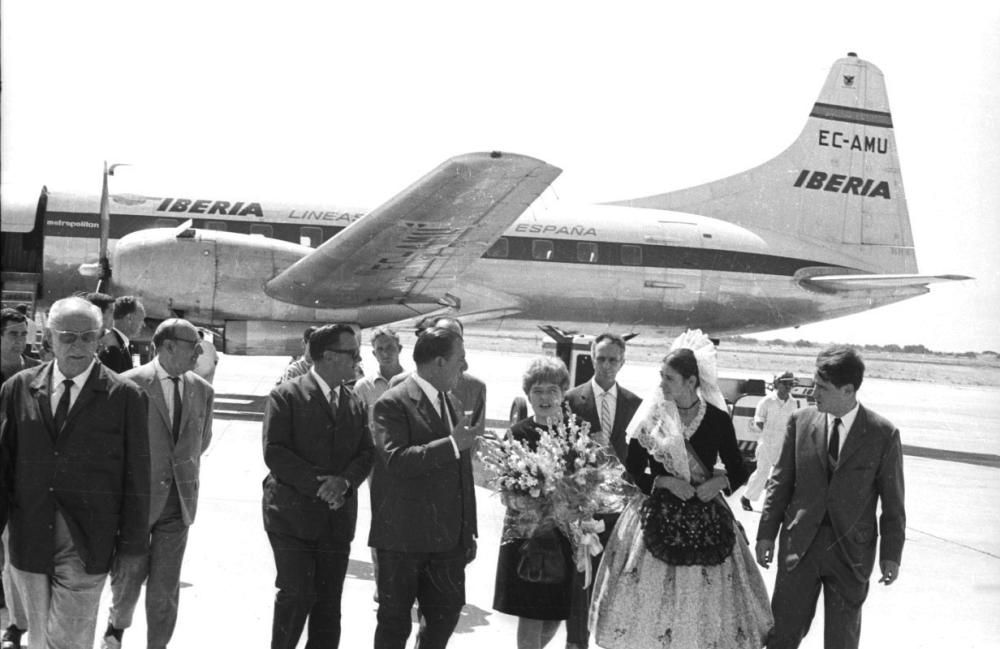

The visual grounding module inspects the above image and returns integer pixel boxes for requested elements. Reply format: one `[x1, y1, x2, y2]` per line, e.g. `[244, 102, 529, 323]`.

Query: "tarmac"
[4, 345, 999, 648]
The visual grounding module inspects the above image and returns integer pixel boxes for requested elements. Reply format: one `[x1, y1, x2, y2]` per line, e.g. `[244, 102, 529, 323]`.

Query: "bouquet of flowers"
[478, 404, 635, 586]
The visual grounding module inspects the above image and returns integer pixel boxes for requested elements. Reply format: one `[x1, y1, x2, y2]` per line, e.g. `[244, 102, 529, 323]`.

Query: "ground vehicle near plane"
[1, 54, 967, 355]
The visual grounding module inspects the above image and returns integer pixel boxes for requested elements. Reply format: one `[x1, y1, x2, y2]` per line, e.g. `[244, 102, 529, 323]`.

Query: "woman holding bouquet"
[589, 331, 773, 648]
[493, 357, 576, 649]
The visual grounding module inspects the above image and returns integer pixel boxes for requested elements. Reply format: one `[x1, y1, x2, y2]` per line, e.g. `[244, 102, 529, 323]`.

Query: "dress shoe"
[740, 496, 753, 511]
[1, 625, 24, 649]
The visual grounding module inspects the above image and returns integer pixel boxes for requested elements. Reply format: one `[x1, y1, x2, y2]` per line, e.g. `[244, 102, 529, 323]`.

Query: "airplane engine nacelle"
[112, 227, 310, 322]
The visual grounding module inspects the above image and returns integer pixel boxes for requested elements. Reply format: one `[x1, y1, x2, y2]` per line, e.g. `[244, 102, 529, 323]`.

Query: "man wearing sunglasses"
[100, 318, 213, 649]
[0, 296, 150, 649]
[262, 323, 374, 649]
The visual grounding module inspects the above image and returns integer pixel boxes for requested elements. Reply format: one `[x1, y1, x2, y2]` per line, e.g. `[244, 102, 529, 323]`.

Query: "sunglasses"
[326, 347, 362, 362]
[51, 328, 102, 344]
[167, 336, 201, 346]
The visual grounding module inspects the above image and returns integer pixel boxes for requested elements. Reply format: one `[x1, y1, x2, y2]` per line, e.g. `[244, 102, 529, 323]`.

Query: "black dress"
[492, 417, 574, 620]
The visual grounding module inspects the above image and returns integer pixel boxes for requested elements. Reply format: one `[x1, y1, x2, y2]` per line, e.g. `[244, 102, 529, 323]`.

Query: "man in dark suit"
[563, 332, 641, 648]
[756, 346, 905, 649]
[86, 291, 134, 373]
[101, 318, 214, 649]
[369, 327, 479, 649]
[262, 323, 375, 649]
[0, 296, 149, 649]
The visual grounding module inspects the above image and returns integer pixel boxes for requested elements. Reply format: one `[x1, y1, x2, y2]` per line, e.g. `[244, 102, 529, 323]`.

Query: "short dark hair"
[522, 356, 570, 394]
[593, 332, 626, 355]
[663, 347, 700, 387]
[413, 327, 461, 365]
[816, 346, 865, 391]
[85, 292, 115, 313]
[113, 295, 142, 319]
[308, 324, 356, 360]
[14, 303, 30, 316]
[1, 308, 27, 331]
[302, 326, 318, 343]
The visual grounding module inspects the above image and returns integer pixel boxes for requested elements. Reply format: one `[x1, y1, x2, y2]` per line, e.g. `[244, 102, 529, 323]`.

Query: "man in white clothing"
[741, 372, 800, 511]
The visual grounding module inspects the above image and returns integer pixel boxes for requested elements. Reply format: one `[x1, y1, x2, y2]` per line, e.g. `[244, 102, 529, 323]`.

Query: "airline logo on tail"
[793, 170, 891, 199]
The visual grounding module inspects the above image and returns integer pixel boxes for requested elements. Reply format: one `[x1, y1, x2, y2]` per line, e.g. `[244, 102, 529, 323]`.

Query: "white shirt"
[50, 359, 97, 414]
[753, 392, 801, 447]
[826, 402, 860, 457]
[591, 379, 618, 433]
[154, 358, 185, 422]
[412, 372, 460, 458]
[309, 367, 340, 406]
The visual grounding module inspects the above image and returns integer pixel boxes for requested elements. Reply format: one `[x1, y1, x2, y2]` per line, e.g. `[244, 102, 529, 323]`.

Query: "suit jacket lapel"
[304, 373, 336, 424]
[29, 363, 56, 437]
[811, 410, 830, 474]
[405, 377, 447, 436]
[580, 384, 599, 427]
[143, 369, 172, 433]
[835, 405, 868, 469]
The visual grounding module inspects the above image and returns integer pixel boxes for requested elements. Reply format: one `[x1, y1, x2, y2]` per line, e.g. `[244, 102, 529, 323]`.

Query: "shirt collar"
[590, 378, 617, 400]
[153, 357, 183, 381]
[310, 367, 335, 398]
[827, 402, 861, 433]
[114, 327, 130, 349]
[411, 371, 442, 404]
[52, 359, 96, 391]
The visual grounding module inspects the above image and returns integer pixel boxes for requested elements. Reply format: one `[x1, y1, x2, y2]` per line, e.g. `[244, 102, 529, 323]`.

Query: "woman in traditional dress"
[493, 356, 576, 649]
[589, 330, 773, 648]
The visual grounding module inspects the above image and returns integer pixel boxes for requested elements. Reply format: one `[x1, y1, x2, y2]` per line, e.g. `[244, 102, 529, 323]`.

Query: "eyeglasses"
[326, 347, 362, 361]
[51, 328, 102, 344]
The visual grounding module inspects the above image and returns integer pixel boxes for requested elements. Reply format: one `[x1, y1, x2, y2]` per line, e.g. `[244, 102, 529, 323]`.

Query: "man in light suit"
[563, 332, 641, 648]
[102, 318, 213, 649]
[370, 327, 479, 649]
[0, 296, 149, 649]
[263, 324, 375, 649]
[756, 346, 905, 649]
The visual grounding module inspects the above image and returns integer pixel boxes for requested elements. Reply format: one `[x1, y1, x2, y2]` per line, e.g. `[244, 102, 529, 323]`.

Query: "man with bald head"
[101, 318, 213, 649]
[0, 296, 150, 649]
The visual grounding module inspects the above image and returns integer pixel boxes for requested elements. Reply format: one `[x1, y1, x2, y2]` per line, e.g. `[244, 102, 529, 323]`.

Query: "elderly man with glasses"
[0, 296, 150, 649]
[100, 318, 213, 649]
[261, 324, 375, 649]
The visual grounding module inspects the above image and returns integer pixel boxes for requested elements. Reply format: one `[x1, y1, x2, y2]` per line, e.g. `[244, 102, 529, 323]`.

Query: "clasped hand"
[316, 475, 350, 509]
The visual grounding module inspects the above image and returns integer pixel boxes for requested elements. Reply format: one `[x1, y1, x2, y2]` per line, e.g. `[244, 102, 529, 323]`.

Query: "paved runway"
[7, 346, 998, 648]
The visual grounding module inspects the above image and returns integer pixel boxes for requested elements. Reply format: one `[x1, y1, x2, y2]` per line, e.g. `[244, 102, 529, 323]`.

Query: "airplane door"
[643, 221, 703, 316]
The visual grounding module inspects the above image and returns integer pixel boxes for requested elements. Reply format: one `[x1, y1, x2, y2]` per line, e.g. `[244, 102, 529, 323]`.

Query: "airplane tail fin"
[608, 53, 918, 274]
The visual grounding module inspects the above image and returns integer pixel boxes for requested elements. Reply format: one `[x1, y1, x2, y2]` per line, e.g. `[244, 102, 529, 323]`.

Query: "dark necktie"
[438, 391, 454, 431]
[828, 417, 842, 477]
[54, 379, 74, 432]
[170, 377, 182, 443]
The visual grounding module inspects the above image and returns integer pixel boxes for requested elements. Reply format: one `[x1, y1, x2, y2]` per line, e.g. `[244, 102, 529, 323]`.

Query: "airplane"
[0, 53, 969, 355]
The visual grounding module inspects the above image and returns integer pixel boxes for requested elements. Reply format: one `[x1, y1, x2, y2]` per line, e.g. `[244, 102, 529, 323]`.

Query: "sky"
[2, 1, 998, 353]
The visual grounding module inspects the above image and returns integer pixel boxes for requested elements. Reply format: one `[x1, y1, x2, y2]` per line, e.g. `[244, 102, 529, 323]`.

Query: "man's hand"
[465, 538, 478, 564]
[654, 475, 695, 500]
[695, 476, 728, 502]
[879, 560, 900, 585]
[755, 539, 775, 568]
[317, 475, 350, 509]
[451, 413, 479, 452]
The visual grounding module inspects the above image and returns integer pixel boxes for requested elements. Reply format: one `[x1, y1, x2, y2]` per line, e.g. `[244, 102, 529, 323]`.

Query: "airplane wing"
[265, 152, 560, 308]
[798, 272, 972, 293]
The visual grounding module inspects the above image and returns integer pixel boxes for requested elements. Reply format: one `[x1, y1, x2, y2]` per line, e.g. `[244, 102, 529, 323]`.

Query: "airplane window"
[577, 242, 598, 263]
[250, 224, 273, 238]
[532, 240, 554, 261]
[204, 221, 228, 231]
[621, 245, 642, 266]
[154, 218, 179, 228]
[486, 237, 509, 258]
[300, 226, 323, 248]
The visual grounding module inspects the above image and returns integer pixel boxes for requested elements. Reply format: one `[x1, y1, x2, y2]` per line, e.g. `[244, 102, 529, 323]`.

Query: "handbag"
[516, 529, 568, 583]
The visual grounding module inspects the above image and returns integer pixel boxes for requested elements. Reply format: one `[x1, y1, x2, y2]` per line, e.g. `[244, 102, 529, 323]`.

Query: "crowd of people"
[0, 299, 905, 649]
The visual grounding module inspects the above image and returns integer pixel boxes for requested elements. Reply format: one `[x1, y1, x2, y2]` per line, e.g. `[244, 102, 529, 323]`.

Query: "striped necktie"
[600, 391, 612, 435]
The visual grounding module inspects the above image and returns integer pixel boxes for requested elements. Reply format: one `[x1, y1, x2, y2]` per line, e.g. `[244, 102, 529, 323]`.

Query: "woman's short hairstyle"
[663, 347, 700, 387]
[521, 356, 570, 395]
[816, 345, 865, 391]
